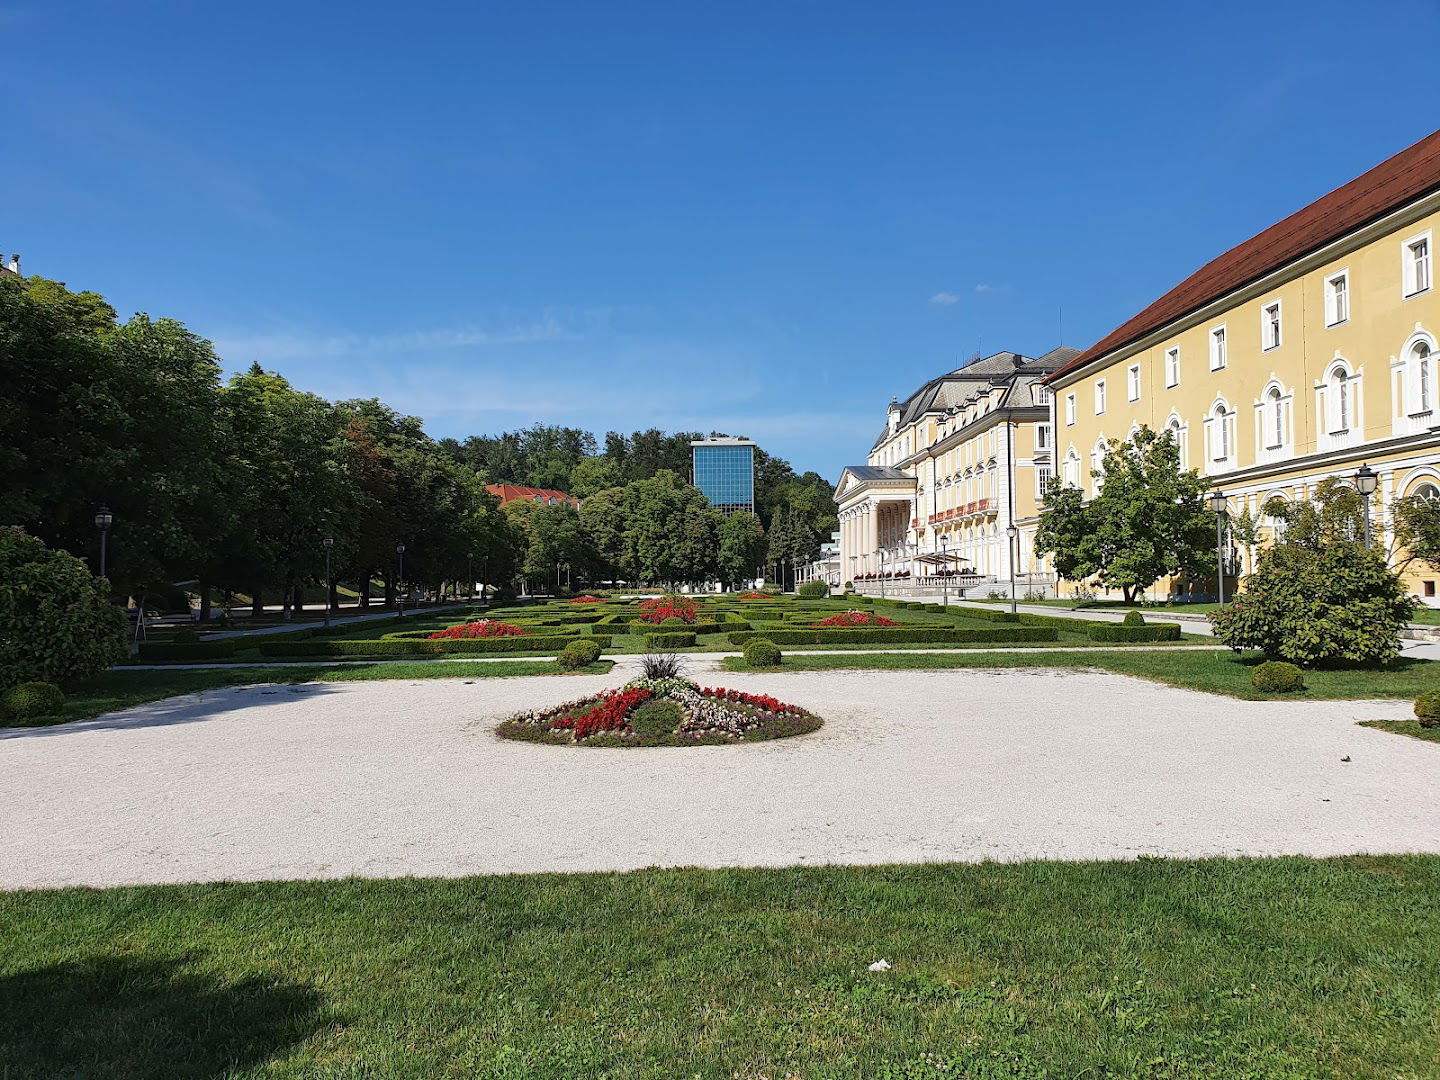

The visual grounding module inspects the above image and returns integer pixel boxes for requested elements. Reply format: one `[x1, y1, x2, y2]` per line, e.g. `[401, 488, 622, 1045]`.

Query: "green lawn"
[969, 597, 1222, 615]
[18, 661, 614, 728]
[1360, 719, 1440, 743]
[724, 648, 1440, 701]
[2, 857, 1438, 1077]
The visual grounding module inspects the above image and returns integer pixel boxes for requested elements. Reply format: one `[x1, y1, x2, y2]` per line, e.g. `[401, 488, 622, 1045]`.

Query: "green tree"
[1212, 481, 1413, 665]
[1034, 426, 1214, 602]
[568, 456, 623, 499]
[717, 512, 766, 588]
[578, 486, 630, 584]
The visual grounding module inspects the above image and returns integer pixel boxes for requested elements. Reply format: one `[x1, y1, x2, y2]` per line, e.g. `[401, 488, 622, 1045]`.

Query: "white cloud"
[212, 317, 580, 364]
[973, 283, 1011, 297]
[929, 291, 959, 306]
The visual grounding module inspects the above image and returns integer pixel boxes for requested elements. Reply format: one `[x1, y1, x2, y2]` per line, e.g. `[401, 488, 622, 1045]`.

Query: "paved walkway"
[3, 666, 1437, 889]
[202, 602, 478, 640]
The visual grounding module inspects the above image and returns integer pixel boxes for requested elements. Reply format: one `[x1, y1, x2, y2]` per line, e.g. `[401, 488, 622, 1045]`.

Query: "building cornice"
[1049, 186, 1440, 389]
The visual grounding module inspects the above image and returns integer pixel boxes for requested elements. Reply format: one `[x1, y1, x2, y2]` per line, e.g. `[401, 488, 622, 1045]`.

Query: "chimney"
[6, 254, 19, 275]
[886, 396, 901, 434]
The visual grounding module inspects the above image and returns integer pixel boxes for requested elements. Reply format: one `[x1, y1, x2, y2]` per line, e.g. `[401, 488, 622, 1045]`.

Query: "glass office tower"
[690, 438, 757, 515]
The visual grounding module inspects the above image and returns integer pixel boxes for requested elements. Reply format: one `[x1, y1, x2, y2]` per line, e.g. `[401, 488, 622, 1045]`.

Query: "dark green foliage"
[1, 680, 65, 720]
[258, 636, 580, 658]
[171, 627, 200, 644]
[627, 698, 684, 737]
[727, 626, 1057, 645]
[0, 528, 127, 689]
[1252, 661, 1306, 693]
[1414, 692, 1440, 728]
[557, 639, 602, 670]
[646, 631, 697, 649]
[1212, 483, 1413, 666]
[136, 640, 240, 662]
[1086, 624, 1182, 642]
[742, 638, 783, 667]
[1122, 609, 1145, 626]
[797, 580, 828, 598]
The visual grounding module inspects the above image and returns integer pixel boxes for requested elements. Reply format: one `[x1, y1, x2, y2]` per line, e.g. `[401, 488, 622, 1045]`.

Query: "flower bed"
[811, 610, 898, 628]
[637, 595, 699, 625]
[569, 595, 605, 604]
[736, 591, 772, 600]
[428, 620, 528, 640]
[496, 677, 822, 747]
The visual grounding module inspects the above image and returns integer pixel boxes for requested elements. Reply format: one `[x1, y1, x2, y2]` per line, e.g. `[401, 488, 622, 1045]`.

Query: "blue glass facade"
[691, 441, 756, 515]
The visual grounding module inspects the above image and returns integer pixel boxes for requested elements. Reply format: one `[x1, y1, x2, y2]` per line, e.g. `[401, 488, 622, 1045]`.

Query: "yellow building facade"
[1048, 130, 1440, 601]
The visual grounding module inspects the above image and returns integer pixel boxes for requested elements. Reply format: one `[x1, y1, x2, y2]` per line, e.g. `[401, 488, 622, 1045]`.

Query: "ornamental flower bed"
[737, 591, 771, 600]
[569, 594, 605, 604]
[637, 595, 699, 624]
[428, 619, 528, 640]
[811, 610, 899, 628]
[496, 677, 822, 747]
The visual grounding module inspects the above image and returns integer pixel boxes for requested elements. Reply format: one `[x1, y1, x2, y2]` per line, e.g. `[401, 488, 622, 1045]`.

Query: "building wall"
[1051, 196, 1439, 599]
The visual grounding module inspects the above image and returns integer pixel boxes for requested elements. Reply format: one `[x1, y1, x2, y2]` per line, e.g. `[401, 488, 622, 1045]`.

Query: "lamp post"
[396, 542, 406, 618]
[322, 537, 334, 628]
[849, 554, 857, 593]
[467, 553, 475, 601]
[1355, 463, 1378, 546]
[94, 505, 113, 580]
[940, 536, 949, 608]
[879, 547, 886, 599]
[1006, 523, 1019, 616]
[1207, 491, 1228, 605]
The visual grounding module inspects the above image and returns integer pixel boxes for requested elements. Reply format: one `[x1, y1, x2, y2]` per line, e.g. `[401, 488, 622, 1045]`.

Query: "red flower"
[569, 595, 604, 604]
[428, 620, 528, 639]
[552, 687, 653, 739]
[811, 611, 897, 628]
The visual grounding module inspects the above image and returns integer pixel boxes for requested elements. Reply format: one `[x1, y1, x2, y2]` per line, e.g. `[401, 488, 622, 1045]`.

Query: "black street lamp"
[1006, 523, 1019, 616]
[322, 537, 334, 628]
[1355, 463, 1379, 546]
[396, 542, 406, 618]
[94, 505, 113, 580]
[940, 536, 949, 609]
[1207, 490, 1229, 605]
[467, 553, 474, 602]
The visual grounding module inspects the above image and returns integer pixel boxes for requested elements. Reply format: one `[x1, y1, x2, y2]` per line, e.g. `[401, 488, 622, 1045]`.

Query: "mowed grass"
[2, 858, 1438, 1078]
[724, 648, 1440, 701]
[21, 661, 614, 727]
[1360, 719, 1440, 744]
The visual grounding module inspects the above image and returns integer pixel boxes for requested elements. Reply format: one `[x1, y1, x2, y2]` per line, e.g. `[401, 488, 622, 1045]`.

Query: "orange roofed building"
[485, 484, 581, 509]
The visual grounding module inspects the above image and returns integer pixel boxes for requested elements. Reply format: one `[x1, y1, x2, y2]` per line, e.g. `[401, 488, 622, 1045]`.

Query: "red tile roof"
[485, 484, 579, 507]
[1051, 128, 1440, 383]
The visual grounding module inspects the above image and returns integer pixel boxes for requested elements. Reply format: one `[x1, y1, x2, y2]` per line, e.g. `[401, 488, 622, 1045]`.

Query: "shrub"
[258, 635, 578, 658]
[628, 698, 684, 738]
[727, 626, 1057, 646]
[557, 639, 602, 670]
[646, 631, 697, 649]
[2, 681, 65, 721]
[428, 620, 527, 639]
[1122, 610, 1145, 626]
[1086, 624, 1182, 643]
[812, 610, 898, 628]
[1414, 692, 1440, 728]
[742, 638, 783, 668]
[637, 595, 699, 624]
[136, 640, 240, 662]
[171, 627, 200, 643]
[1252, 661, 1306, 693]
[0, 527, 127, 689]
[797, 580, 828, 598]
[639, 652, 687, 680]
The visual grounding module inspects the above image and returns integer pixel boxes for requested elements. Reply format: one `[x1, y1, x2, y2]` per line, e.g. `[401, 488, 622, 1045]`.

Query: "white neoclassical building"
[834, 347, 1077, 596]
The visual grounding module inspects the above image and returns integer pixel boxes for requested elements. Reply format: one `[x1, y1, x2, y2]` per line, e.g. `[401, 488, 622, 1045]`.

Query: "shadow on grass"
[0, 953, 328, 1078]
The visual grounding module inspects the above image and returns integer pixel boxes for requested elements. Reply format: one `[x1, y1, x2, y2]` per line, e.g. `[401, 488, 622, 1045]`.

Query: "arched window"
[1416, 341, 1433, 415]
[1328, 361, 1352, 433]
[1211, 403, 1230, 461]
[1413, 482, 1440, 502]
[1266, 386, 1285, 449]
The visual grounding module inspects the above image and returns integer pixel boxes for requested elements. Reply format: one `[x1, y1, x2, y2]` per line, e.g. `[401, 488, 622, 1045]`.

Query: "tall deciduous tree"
[717, 512, 766, 588]
[1035, 426, 1214, 603]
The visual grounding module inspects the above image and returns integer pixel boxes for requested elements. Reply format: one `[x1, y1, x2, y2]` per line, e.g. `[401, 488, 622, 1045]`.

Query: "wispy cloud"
[973, 283, 1011, 297]
[213, 318, 579, 364]
[929, 291, 959, 306]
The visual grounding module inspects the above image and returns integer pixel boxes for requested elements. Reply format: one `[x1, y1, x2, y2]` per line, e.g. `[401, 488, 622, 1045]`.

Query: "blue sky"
[5, 1, 1438, 478]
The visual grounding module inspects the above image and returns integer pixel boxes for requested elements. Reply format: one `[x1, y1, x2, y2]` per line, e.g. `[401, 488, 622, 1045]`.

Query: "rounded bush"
[172, 627, 200, 644]
[1414, 692, 1440, 728]
[1122, 610, 1145, 626]
[797, 580, 828, 598]
[1251, 661, 1305, 693]
[557, 639, 602, 670]
[0, 527, 127, 690]
[2, 681, 65, 721]
[743, 638, 783, 668]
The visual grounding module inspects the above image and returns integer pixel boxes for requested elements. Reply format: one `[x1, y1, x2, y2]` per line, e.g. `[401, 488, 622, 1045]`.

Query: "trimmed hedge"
[2, 681, 65, 720]
[1085, 624, 1182, 643]
[627, 620, 732, 635]
[646, 631, 698, 649]
[1413, 692, 1440, 728]
[1252, 661, 1305, 693]
[558, 639, 603, 669]
[257, 635, 582, 658]
[742, 638, 783, 666]
[726, 626, 1057, 646]
[137, 640, 241, 662]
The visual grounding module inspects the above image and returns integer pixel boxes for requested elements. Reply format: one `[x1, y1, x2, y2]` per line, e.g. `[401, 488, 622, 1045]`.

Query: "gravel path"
[3, 667, 1438, 889]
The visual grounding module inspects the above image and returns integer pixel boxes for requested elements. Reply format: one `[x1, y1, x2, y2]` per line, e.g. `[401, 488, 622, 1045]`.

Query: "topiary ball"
[1252, 661, 1305, 693]
[172, 627, 200, 644]
[743, 638, 782, 668]
[2, 681, 65, 720]
[557, 639, 602, 670]
[1122, 610, 1145, 626]
[1414, 692, 1440, 728]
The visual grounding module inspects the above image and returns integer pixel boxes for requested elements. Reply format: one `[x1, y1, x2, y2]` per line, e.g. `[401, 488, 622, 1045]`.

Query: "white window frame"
[1064, 392, 1076, 426]
[1036, 422, 1051, 451]
[1209, 324, 1228, 371]
[1205, 400, 1234, 466]
[1126, 363, 1141, 402]
[1164, 346, 1180, 388]
[1261, 299, 1282, 351]
[1163, 412, 1188, 469]
[1036, 462, 1053, 496]
[1403, 230, 1432, 299]
[1094, 379, 1107, 415]
[1325, 269, 1350, 327]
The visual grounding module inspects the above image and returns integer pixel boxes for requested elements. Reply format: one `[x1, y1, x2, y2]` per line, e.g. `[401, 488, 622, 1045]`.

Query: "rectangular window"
[1326, 271, 1349, 326]
[1209, 326, 1227, 370]
[1406, 235, 1431, 297]
[1065, 392, 1076, 426]
[1165, 347, 1180, 388]
[1095, 379, 1107, 415]
[1262, 301, 1281, 350]
[1036, 386, 1051, 405]
[1036, 463, 1053, 494]
[1036, 423, 1051, 450]
[1126, 364, 1141, 402]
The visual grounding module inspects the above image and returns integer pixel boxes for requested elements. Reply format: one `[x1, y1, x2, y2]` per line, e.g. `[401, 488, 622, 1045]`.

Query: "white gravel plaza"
[4, 664, 1440, 890]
